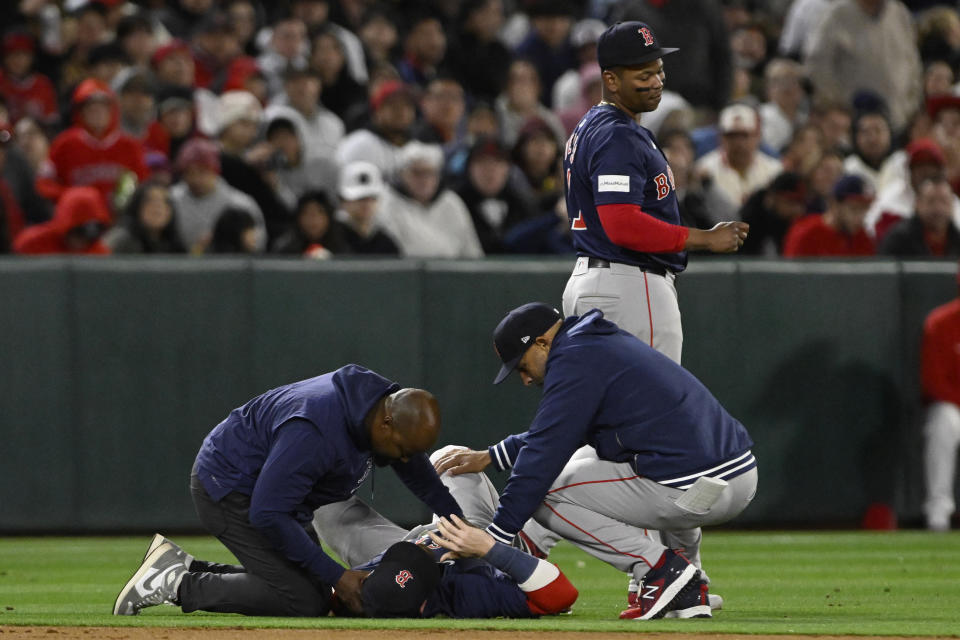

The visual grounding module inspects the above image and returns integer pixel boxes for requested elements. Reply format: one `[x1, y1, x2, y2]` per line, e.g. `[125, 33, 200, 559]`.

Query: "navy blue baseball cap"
[832, 174, 875, 203]
[596, 21, 678, 70]
[360, 542, 441, 618]
[492, 302, 563, 384]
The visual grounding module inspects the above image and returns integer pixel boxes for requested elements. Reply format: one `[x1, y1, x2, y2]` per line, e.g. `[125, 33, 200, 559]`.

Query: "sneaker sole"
[636, 564, 699, 620]
[664, 604, 712, 619]
[113, 546, 167, 615]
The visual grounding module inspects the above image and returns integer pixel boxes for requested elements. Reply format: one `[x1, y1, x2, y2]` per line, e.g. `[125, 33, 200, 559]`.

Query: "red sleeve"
[596, 203, 689, 253]
[922, 307, 960, 406]
[524, 565, 578, 615]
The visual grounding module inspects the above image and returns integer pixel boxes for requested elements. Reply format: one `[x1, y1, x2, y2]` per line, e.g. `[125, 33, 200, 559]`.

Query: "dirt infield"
[0, 629, 942, 640]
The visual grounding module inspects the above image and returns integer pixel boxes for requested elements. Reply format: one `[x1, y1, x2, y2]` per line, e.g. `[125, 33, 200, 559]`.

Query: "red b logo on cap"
[638, 27, 654, 46]
[395, 570, 413, 588]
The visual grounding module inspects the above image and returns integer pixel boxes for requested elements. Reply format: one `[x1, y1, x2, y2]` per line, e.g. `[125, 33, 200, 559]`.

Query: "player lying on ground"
[312, 444, 577, 618]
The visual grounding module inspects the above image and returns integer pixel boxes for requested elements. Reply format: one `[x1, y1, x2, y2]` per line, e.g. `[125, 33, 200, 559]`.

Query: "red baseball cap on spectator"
[2, 32, 35, 55]
[370, 80, 415, 111]
[175, 137, 221, 174]
[925, 94, 960, 120]
[906, 138, 946, 167]
[151, 39, 192, 67]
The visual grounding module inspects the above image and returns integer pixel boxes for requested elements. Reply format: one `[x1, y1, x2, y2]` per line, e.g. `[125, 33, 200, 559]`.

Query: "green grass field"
[0, 531, 957, 635]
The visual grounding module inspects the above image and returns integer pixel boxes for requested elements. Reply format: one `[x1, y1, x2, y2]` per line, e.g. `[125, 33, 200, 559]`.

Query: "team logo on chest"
[653, 167, 676, 200]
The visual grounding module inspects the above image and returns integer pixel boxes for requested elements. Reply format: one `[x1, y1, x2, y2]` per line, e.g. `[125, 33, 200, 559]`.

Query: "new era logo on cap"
[521, 336, 530, 343]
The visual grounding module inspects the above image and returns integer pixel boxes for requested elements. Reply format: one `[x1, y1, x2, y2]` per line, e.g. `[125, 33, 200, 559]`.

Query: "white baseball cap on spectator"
[571, 19, 607, 48]
[398, 141, 444, 171]
[719, 104, 759, 134]
[339, 161, 384, 201]
[217, 91, 263, 133]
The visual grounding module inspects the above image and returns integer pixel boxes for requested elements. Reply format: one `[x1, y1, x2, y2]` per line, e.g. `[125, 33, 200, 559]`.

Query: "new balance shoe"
[619, 549, 698, 620]
[113, 542, 188, 615]
[662, 578, 712, 618]
[142, 534, 194, 570]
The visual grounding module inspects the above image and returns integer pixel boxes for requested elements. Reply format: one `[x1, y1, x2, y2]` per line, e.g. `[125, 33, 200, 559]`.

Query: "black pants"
[178, 470, 333, 616]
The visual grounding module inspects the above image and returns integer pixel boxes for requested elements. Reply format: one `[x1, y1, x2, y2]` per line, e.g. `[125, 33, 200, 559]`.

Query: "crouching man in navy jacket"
[114, 364, 462, 617]
[434, 304, 758, 621]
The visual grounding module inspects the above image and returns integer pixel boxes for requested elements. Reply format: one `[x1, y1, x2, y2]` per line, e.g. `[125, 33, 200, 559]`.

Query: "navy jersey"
[563, 104, 688, 273]
[355, 544, 532, 619]
[487, 310, 755, 539]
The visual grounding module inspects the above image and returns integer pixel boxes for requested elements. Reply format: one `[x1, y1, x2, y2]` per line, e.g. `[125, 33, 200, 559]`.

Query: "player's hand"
[432, 447, 491, 476]
[428, 515, 495, 561]
[687, 221, 749, 253]
[333, 569, 369, 615]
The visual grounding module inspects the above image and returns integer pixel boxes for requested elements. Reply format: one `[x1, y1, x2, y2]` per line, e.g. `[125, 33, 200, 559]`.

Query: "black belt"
[586, 257, 668, 277]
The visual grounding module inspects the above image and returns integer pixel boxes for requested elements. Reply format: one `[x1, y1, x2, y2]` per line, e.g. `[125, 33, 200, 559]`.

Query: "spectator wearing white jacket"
[377, 142, 484, 258]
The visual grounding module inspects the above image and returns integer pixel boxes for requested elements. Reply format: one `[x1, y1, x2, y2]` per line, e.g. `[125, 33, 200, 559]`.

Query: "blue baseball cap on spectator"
[597, 21, 678, 70]
[832, 175, 874, 203]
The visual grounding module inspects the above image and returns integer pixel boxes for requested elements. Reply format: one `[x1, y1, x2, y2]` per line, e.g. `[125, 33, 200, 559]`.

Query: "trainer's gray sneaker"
[143, 534, 194, 570]
[113, 542, 188, 615]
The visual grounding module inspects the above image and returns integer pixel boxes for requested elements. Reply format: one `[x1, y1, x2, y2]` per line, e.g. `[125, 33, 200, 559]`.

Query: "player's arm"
[430, 515, 578, 615]
[588, 131, 748, 253]
[486, 352, 604, 544]
[248, 419, 367, 607]
[597, 204, 748, 253]
[432, 433, 528, 476]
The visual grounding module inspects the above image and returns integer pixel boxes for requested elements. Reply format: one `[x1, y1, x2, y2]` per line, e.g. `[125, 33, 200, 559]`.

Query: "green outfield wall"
[0, 257, 955, 532]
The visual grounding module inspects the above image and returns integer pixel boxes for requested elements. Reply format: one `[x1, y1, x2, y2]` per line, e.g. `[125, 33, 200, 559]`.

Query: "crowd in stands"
[2, 0, 960, 259]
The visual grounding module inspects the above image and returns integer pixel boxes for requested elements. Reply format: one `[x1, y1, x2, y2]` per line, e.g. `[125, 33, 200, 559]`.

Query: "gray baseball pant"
[562, 256, 682, 364]
[313, 445, 558, 568]
[532, 447, 757, 583]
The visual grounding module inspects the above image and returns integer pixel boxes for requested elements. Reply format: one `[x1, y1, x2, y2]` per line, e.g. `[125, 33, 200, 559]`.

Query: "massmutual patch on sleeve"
[598, 175, 630, 192]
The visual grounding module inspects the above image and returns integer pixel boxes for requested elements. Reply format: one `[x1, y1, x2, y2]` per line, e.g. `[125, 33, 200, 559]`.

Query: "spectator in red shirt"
[783, 174, 876, 257]
[13, 186, 112, 255]
[0, 31, 58, 128]
[35, 78, 149, 212]
[921, 267, 960, 531]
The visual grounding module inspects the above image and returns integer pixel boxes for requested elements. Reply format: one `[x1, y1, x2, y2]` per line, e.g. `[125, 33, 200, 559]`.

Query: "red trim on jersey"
[525, 567, 579, 615]
[546, 475, 641, 494]
[643, 272, 654, 347]
[542, 501, 653, 566]
[596, 203, 689, 253]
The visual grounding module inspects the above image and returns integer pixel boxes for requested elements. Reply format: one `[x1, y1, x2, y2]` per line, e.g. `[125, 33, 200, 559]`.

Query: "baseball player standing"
[562, 21, 749, 363]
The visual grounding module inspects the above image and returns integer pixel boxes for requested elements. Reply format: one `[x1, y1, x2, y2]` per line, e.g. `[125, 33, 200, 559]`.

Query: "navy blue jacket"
[486, 311, 755, 543]
[195, 365, 462, 586]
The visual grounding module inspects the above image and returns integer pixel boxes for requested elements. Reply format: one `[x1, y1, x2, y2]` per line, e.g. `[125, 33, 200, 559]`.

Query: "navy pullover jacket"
[194, 365, 462, 586]
[485, 311, 755, 544]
